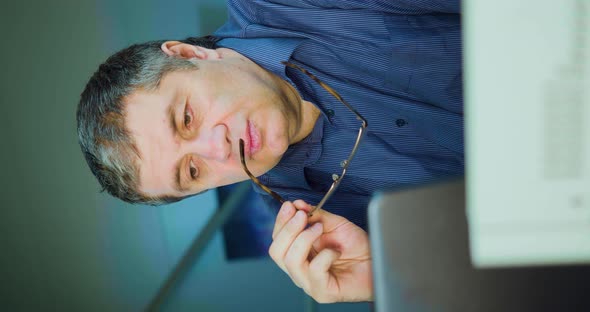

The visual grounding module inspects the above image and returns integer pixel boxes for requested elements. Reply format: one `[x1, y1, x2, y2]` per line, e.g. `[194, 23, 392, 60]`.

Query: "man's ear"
[161, 41, 221, 60]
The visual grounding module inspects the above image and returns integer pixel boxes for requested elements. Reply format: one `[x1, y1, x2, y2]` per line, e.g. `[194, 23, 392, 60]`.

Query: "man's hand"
[269, 200, 373, 303]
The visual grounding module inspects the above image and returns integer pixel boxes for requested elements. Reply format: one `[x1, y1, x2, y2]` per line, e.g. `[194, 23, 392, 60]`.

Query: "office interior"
[1, 0, 587, 311]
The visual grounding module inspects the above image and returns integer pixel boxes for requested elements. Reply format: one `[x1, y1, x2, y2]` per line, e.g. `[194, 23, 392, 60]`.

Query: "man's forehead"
[123, 90, 182, 198]
[123, 88, 159, 107]
[133, 132, 183, 199]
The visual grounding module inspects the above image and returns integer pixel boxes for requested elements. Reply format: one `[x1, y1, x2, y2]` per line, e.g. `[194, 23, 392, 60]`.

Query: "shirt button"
[326, 109, 335, 118]
[396, 119, 407, 127]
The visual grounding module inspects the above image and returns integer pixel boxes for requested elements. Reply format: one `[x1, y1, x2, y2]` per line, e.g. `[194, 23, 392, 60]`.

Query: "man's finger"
[292, 199, 313, 213]
[307, 207, 348, 232]
[269, 210, 308, 272]
[283, 222, 324, 291]
[308, 248, 341, 293]
[272, 201, 296, 240]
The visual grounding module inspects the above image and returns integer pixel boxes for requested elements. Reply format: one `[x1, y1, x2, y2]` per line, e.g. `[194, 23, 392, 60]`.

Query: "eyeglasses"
[239, 61, 367, 216]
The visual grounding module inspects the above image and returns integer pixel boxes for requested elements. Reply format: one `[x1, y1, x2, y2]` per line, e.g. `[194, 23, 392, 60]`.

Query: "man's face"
[125, 43, 306, 198]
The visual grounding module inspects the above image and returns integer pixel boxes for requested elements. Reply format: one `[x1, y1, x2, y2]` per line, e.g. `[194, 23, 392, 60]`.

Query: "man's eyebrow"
[174, 160, 184, 193]
[167, 100, 177, 137]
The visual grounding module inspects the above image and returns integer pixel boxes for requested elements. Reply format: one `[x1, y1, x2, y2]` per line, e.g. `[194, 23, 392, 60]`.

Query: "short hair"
[76, 36, 219, 205]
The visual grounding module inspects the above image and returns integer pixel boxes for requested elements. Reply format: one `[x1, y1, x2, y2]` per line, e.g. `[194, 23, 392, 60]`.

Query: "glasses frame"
[239, 61, 368, 215]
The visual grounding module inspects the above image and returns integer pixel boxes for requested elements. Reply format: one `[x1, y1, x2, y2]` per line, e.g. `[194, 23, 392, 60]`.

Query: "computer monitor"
[368, 180, 590, 312]
[464, 0, 590, 267]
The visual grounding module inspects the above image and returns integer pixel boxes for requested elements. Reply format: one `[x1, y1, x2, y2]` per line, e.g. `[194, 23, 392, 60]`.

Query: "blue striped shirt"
[214, 0, 464, 230]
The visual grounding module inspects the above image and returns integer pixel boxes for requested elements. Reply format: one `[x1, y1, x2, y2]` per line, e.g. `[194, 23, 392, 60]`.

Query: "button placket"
[326, 109, 335, 119]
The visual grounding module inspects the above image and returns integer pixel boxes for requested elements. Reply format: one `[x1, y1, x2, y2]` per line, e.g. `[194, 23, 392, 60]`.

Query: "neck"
[282, 80, 320, 144]
[294, 99, 320, 143]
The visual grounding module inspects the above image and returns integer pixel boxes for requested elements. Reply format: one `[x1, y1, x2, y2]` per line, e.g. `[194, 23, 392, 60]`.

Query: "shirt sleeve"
[273, 0, 461, 14]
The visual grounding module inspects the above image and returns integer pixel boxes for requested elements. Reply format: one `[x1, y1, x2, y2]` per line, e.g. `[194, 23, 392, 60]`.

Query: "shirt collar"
[216, 37, 303, 81]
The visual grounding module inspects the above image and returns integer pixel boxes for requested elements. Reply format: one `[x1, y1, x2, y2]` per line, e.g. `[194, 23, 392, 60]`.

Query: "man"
[77, 0, 463, 303]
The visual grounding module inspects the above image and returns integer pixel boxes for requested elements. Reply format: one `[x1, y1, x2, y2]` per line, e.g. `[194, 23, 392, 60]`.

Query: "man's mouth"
[247, 120, 261, 157]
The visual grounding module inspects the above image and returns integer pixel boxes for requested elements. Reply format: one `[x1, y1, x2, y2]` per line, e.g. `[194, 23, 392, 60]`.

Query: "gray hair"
[76, 36, 219, 205]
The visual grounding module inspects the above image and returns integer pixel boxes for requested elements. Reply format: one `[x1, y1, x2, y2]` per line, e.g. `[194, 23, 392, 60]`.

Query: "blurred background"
[0, 0, 370, 311]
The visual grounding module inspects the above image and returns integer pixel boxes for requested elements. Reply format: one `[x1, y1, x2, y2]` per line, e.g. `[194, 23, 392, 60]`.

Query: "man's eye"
[189, 159, 198, 179]
[184, 109, 192, 128]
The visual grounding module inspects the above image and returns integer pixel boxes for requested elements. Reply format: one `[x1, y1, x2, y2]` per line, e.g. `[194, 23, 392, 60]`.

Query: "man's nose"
[189, 124, 231, 161]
